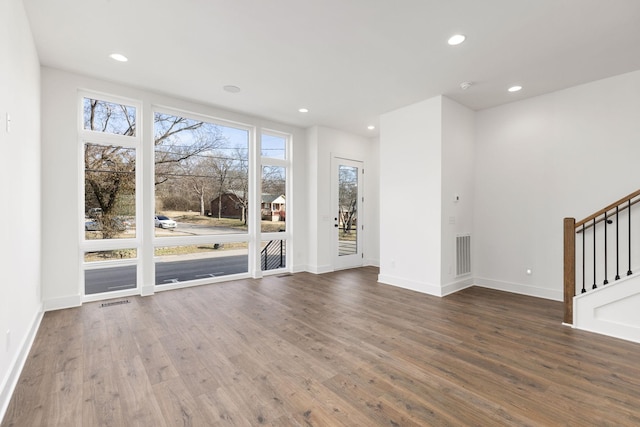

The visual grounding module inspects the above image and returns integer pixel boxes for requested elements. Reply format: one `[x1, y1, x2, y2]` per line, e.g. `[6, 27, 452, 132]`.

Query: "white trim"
[307, 264, 334, 275]
[43, 295, 82, 311]
[261, 268, 289, 277]
[82, 238, 139, 252]
[83, 288, 139, 304]
[474, 277, 562, 301]
[84, 258, 138, 270]
[377, 273, 443, 296]
[364, 257, 380, 267]
[0, 308, 43, 424]
[441, 277, 474, 296]
[154, 273, 252, 292]
[291, 264, 308, 274]
[154, 234, 250, 247]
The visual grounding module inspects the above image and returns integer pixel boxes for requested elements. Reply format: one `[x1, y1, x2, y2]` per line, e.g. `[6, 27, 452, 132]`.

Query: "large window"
[81, 95, 140, 298]
[260, 132, 290, 271]
[154, 112, 249, 236]
[79, 93, 292, 299]
[153, 110, 251, 289]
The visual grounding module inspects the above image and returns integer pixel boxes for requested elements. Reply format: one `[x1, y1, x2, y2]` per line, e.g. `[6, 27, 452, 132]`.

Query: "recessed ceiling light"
[298, 108, 309, 113]
[447, 34, 466, 46]
[508, 85, 523, 92]
[223, 85, 241, 93]
[109, 53, 128, 62]
[367, 125, 375, 130]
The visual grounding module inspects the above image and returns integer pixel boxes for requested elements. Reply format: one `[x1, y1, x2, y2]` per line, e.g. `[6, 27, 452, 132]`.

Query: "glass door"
[332, 156, 363, 270]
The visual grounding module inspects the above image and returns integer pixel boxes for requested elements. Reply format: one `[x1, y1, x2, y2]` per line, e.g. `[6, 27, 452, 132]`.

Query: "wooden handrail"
[575, 189, 640, 228]
[576, 197, 640, 233]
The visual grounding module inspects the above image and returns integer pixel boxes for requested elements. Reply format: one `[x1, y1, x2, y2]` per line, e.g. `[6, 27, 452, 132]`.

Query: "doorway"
[332, 156, 364, 270]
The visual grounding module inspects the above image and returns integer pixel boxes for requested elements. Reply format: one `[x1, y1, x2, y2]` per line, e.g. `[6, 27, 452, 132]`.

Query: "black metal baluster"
[262, 241, 269, 270]
[279, 240, 284, 267]
[604, 211, 609, 285]
[593, 218, 597, 289]
[582, 223, 586, 293]
[629, 200, 633, 276]
[616, 206, 620, 280]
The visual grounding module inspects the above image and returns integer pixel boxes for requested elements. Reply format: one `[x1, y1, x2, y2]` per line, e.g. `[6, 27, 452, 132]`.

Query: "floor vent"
[100, 299, 130, 308]
[277, 273, 293, 278]
[456, 234, 471, 276]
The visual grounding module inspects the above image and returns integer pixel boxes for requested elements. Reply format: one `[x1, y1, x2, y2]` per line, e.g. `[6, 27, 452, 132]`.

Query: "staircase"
[564, 189, 640, 342]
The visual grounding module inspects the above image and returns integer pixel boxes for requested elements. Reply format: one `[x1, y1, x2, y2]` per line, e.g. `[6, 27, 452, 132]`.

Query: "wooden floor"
[4, 267, 640, 426]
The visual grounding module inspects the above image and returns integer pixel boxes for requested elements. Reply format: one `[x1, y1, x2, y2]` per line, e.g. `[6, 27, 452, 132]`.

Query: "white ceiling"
[23, 0, 640, 137]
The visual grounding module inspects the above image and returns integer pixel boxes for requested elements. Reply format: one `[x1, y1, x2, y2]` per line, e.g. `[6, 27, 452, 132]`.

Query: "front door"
[332, 156, 363, 270]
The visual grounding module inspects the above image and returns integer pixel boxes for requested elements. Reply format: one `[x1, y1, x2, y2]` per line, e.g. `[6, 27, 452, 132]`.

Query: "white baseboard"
[365, 258, 380, 267]
[291, 264, 308, 274]
[441, 277, 474, 296]
[0, 306, 44, 424]
[474, 277, 562, 301]
[377, 273, 443, 296]
[42, 294, 82, 311]
[306, 264, 333, 275]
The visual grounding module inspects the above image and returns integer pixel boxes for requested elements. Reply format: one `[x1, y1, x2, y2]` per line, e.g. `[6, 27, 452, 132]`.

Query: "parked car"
[155, 215, 177, 229]
[85, 219, 101, 231]
[84, 217, 128, 232]
[87, 207, 102, 218]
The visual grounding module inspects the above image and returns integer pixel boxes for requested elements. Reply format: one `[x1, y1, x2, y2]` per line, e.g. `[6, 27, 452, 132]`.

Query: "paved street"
[85, 254, 249, 294]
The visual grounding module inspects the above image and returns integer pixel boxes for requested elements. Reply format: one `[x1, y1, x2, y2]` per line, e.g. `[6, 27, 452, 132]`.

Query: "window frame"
[77, 93, 294, 301]
[78, 91, 143, 302]
[259, 129, 292, 275]
[151, 106, 255, 291]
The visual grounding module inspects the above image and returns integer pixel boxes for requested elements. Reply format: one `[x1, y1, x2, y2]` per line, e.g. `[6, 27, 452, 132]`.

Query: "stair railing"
[564, 189, 640, 324]
[261, 239, 285, 271]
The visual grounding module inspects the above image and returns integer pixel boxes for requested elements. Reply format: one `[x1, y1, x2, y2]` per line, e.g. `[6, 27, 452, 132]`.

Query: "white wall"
[441, 97, 475, 294]
[0, 0, 43, 419]
[305, 126, 379, 272]
[474, 70, 640, 300]
[379, 96, 444, 294]
[40, 67, 308, 309]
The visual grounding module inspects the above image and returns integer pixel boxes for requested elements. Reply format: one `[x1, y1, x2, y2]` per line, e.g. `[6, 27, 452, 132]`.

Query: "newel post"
[563, 217, 576, 325]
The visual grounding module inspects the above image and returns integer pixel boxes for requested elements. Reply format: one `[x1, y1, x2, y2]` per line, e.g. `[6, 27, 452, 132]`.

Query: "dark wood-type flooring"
[3, 267, 640, 426]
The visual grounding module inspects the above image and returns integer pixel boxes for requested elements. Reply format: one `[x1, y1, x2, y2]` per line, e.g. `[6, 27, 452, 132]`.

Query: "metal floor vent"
[277, 273, 293, 278]
[100, 299, 130, 308]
